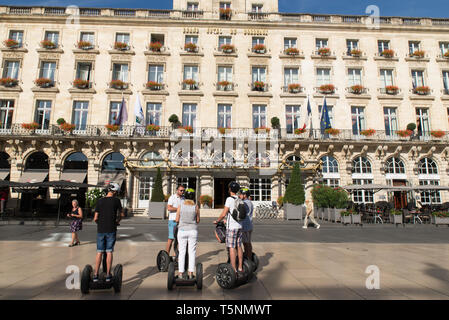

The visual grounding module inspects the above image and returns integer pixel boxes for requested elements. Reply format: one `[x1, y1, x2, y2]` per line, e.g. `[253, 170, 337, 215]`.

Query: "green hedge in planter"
[283, 162, 305, 205]
[390, 209, 402, 215]
[312, 185, 349, 208]
[150, 167, 165, 202]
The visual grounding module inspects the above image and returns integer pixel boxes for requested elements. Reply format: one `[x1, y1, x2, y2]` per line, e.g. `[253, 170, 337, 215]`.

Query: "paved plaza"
[0, 217, 449, 300]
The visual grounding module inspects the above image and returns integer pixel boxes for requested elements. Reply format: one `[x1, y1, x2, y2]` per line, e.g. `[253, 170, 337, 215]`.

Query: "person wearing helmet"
[239, 188, 254, 260]
[214, 181, 244, 273]
[92, 182, 124, 283]
[175, 188, 200, 279]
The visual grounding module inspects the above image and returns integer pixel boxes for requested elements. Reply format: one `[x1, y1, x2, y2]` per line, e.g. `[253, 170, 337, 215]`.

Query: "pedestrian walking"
[175, 188, 200, 279]
[303, 199, 320, 229]
[166, 185, 185, 255]
[67, 199, 83, 247]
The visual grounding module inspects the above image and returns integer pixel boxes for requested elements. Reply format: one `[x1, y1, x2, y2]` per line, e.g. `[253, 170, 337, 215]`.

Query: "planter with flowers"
[181, 126, 193, 134]
[220, 44, 235, 53]
[114, 42, 129, 51]
[390, 209, 403, 226]
[22, 122, 39, 132]
[184, 42, 198, 53]
[254, 126, 270, 134]
[350, 49, 362, 57]
[319, 84, 335, 94]
[146, 124, 160, 135]
[34, 78, 53, 88]
[430, 130, 446, 139]
[444, 51, 449, 58]
[146, 81, 163, 90]
[350, 85, 365, 94]
[253, 81, 266, 91]
[360, 129, 376, 137]
[183, 79, 198, 90]
[217, 81, 232, 91]
[397, 129, 413, 138]
[77, 41, 93, 50]
[288, 83, 302, 93]
[294, 128, 307, 135]
[60, 122, 75, 133]
[385, 85, 399, 95]
[0, 77, 18, 87]
[3, 39, 19, 48]
[105, 124, 120, 133]
[325, 128, 340, 136]
[200, 195, 213, 208]
[381, 49, 395, 58]
[252, 44, 266, 54]
[413, 86, 430, 95]
[318, 47, 331, 56]
[40, 40, 56, 49]
[110, 80, 127, 90]
[411, 50, 425, 58]
[432, 211, 449, 226]
[218, 127, 232, 135]
[219, 8, 232, 20]
[73, 78, 89, 89]
[285, 47, 299, 56]
[149, 42, 163, 52]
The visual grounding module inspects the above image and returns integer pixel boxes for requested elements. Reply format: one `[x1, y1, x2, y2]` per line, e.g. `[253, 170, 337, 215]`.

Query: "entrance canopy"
[19, 171, 48, 183]
[60, 171, 87, 184]
[98, 171, 126, 186]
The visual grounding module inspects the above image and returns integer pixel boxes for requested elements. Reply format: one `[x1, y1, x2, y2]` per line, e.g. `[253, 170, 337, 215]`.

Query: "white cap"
[108, 182, 120, 192]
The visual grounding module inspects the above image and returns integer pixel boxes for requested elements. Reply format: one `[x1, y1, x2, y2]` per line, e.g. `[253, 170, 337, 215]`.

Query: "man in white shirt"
[214, 181, 244, 273]
[166, 185, 185, 255]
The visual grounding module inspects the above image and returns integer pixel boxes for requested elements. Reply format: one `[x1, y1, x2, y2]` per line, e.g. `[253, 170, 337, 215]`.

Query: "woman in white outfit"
[175, 188, 200, 279]
[303, 199, 320, 229]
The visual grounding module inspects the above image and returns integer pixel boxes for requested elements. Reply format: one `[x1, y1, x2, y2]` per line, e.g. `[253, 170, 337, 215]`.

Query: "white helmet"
[107, 182, 120, 193]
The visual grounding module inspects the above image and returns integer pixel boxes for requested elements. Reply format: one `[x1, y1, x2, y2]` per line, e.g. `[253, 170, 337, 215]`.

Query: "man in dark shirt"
[93, 182, 124, 282]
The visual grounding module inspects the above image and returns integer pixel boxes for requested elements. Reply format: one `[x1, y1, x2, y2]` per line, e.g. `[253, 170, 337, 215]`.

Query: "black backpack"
[231, 196, 247, 222]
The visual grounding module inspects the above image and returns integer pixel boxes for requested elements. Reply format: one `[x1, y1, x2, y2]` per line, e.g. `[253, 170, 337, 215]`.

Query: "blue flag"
[320, 97, 331, 134]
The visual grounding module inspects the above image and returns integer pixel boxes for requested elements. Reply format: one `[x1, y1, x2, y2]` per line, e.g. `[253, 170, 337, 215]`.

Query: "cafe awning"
[60, 171, 87, 184]
[18, 171, 48, 184]
[98, 171, 126, 186]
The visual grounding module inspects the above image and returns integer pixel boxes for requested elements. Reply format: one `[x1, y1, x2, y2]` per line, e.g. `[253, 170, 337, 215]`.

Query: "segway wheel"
[80, 265, 92, 294]
[243, 259, 255, 280]
[167, 262, 175, 290]
[216, 263, 236, 289]
[252, 253, 259, 271]
[113, 264, 123, 293]
[157, 250, 170, 272]
[196, 263, 203, 290]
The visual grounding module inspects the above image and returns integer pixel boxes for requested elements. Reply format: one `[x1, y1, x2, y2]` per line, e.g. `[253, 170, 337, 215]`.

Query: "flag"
[134, 94, 144, 126]
[302, 97, 312, 130]
[320, 97, 331, 134]
[115, 97, 128, 126]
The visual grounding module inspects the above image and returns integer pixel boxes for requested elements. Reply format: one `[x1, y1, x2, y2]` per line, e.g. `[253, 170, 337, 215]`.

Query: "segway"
[157, 226, 180, 272]
[80, 252, 123, 294]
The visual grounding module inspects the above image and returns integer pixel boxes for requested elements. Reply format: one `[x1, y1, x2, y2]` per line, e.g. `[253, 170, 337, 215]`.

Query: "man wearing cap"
[93, 182, 124, 282]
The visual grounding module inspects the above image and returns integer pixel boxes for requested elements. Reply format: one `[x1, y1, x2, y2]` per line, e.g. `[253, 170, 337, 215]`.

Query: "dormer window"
[187, 2, 199, 11]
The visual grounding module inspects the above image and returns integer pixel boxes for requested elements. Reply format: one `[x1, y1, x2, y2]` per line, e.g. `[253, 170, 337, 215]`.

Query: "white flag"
[134, 93, 144, 126]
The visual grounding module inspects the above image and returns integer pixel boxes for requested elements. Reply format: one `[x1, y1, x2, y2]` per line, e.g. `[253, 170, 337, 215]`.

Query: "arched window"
[64, 152, 88, 170]
[418, 158, 438, 175]
[102, 152, 125, 171]
[385, 157, 405, 174]
[321, 156, 339, 174]
[352, 157, 372, 174]
[286, 155, 305, 167]
[25, 152, 49, 170]
[139, 151, 163, 167]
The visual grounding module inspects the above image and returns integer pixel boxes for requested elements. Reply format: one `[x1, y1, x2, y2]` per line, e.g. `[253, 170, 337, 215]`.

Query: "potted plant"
[183, 79, 197, 89]
[319, 84, 335, 94]
[288, 83, 302, 93]
[148, 167, 167, 219]
[271, 117, 280, 130]
[381, 49, 395, 58]
[86, 188, 105, 218]
[285, 47, 299, 55]
[219, 8, 232, 19]
[331, 187, 350, 223]
[325, 128, 340, 136]
[407, 123, 417, 132]
[432, 211, 449, 226]
[57, 118, 66, 126]
[114, 42, 129, 50]
[146, 81, 162, 90]
[34, 78, 53, 88]
[146, 124, 160, 133]
[217, 80, 231, 90]
[168, 114, 180, 129]
[60, 122, 75, 132]
[350, 85, 364, 94]
[340, 210, 353, 225]
[110, 79, 127, 89]
[294, 128, 306, 135]
[318, 47, 331, 56]
[184, 42, 198, 52]
[351, 210, 362, 225]
[105, 124, 120, 132]
[385, 85, 399, 95]
[77, 41, 93, 50]
[350, 49, 362, 57]
[414, 86, 430, 95]
[444, 51, 449, 58]
[149, 41, 162, 52]
[181, 126, 193, 133]
[254, 126, 270, 134]
[252, 44, 266, 53]
[283, 162, 306, 220]
[390, 208, 403, 226]
[412, 50, 425, 58]
[397, 129, 413, 138]
[22, 122, 39, 131]
[430, 130, 446, 138]
[3, 39, 19, 48]
[253, 81, 265, 91]
[40, 39, 56, 49]
[73, 78, 89, 89]
[220, 44, 235, 53]
[0, 77, 18, 87]
[199, 195, 213, 208]
[218, 127, 228, 134]
[361, 129, 376, 137]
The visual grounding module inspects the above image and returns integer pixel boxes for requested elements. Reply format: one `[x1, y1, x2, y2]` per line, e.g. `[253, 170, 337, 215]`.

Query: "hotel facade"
[1, 0, 449, 213]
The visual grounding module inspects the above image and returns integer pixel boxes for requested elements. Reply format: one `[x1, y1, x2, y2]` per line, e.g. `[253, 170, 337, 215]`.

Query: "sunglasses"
[179, 190, 185, 193]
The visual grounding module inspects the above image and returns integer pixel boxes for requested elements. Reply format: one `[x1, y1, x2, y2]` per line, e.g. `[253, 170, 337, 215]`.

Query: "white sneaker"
[302, 226, 308, 229]
[316, 225, 321, 229]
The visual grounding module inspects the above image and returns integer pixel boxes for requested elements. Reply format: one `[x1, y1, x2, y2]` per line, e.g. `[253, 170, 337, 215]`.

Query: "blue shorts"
[168, 220, 177, 240]
[97, 232, 117, 253]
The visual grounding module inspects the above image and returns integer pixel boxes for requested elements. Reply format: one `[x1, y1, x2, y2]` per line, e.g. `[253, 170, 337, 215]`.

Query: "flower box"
[146, 124, 160, 132]
[294, 128, 306, 135]
[218, 127, 231, 134]
[184, 42, 198, 52]
[77, 41, 93, 50]
[254, 127, 270, 134]
[252, 44, 266, 53]
[385, 85, 399, 95]
[34, 78, 53, 88]
[397, 130, 413, 138]
[412, 50, 425, 58]
[253, 81, 266, 91]
[390, 212, 403, 225]
[220, 44, 235, 53]
[114, 42, 129, 50]
[0, 77, 18, 87]
[319, 84, 335, 94]
[200, 195, 213, 208]
[350, 85, 364, 94]
[285, 47, 299, 55]
[351, 213, 362, 225]
[325, 128, 340, 136]
[288, 83, 302, 93]
[350, 49, 362, 57]
[183, 79, 197, 89]
[432, 212, 449, 226]
[444, 51, 449, 58]
[149, 42, 163, 52]
[40, 40, 56, 49]
[105, 124, 120, 132]
[414, 86, 430, 95]
[73, 79, 89, 89]
[181, 126, 193, 133]
[430, 130, 446, 138]
[110, 80, 127, 89]
[217, 81, 232, 90]
[360, 129, 376, 137]
[341, 214, 352, 225]
[146, 81, 163, 90]
[22, 122, 39, 130]
[219, 8, 232, 19]
[3, 39, 19, 48]
[381, 49, 395, 58]
[60, 123, 75, 132]
[318, 47, 331, 56]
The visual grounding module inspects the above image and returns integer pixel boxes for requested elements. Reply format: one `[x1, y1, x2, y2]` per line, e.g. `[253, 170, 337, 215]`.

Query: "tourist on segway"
[239, 188, 254, 260]
[92, 182, 124, 282]
[175, 188, 200, 279]
[166, 185, 185, 255]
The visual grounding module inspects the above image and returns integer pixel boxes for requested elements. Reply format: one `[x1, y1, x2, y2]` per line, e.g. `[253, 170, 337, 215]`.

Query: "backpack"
[231, 196, 247, 222]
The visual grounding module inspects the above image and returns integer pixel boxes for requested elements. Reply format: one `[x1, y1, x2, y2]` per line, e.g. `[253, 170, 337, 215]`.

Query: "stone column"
[199, 174, 213, 197]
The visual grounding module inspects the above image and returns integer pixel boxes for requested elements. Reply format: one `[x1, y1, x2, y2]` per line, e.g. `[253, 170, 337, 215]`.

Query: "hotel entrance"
[393, 180, 408, 209]
[214, 178, 233, 208]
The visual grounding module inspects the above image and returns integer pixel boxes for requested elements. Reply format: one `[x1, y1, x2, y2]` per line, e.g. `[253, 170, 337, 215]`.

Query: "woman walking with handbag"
[67, 199, 83, 247]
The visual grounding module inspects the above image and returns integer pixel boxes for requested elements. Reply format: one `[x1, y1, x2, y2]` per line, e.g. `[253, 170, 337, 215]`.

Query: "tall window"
[44, 31, 59, 46]
[418, 158, 438, 175]
[385, 157, 405, 174]
[3, 61, 19, 79]
[348, 68, 362, 86]
[252, 4, 263, 12]
[220, 2, 231, 9]
[285, 105, 301, 134]
[416, 108, 430, 136]
[321, 156, 339, 187]
[284, 68, 299, 86]
[146, 103, 162, 126]
[72, 101, 88, 130]
[352, 157, 373, 203]
[378, 40, 390, 53]
[185, 35, 198, 45]
[187, 2, 199, 11]
[284, 38, 297, 49]
[76, 62, 92, 81]
[80, 32, 94, 44]
[412, 70, 425, 87]
[35, 100, 51, 130]
[315, 39, 328, 50]
[383, 107, 398, 136]
[219, 36, 232, 47]
[250, 178, 271, 201]
[352, 179, 374, 203]
[409, 41, 420, 54]
[380, 69, 394, 87]
[351, 107, 365, 135]
[218, 66, 233, 82]
[346, 39, 359, 54]
[316, 68, 331, 86]
[182, 103, 196, 127]
[252, 37, 265, 47]
[318, 105, 334, 127]
[0, 100, 14, 130]
[252, 66, 266, 83]
[443, 71, 449, 93]
[252, 105, 266, 128]
[217, 104, 232, 128]
[183, 65, 199, 81]
[115, 33, 130, 45]
[139, 176, 154, 201]
[440, 42, 449, 56]
[148, 65, 164, 83]
[109, 102, 120, 124]
[418, 158, 440, 204]
[9, 30, 23, 47]
[40, 62, 56, 80]
[112, 63, 128, 82]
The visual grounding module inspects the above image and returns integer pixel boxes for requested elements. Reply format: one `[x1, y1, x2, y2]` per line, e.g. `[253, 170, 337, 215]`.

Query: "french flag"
[302, 97, 312, 130]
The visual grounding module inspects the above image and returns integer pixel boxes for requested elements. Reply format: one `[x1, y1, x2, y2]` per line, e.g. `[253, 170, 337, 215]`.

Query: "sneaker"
[105, 274, 112, 282]
[302, 226, 308, 229]
[316, 225, 321, 229]
[93, 274, 99, 283]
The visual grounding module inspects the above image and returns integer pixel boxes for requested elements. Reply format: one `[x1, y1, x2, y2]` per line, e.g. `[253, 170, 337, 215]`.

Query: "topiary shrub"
[57, 118, 66, 125]
[284, 162, 305, 205]
[271, 117, 280, 129]
[406, 123, 416, 131]
[150, 167, 165, 202]
[311, 185, 349, 208]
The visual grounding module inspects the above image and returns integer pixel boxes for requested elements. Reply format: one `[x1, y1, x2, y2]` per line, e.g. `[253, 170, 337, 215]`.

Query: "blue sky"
[1, 0, 448, 18]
